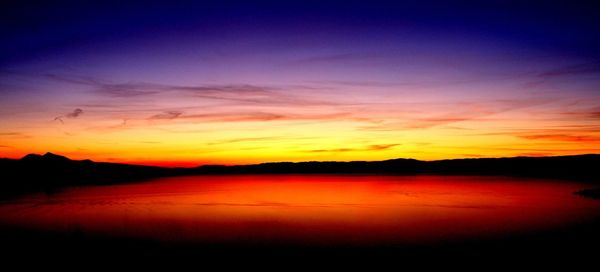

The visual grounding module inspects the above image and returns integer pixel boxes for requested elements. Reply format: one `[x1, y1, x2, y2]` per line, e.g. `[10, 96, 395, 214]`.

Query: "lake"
[0, 175, 598, 246]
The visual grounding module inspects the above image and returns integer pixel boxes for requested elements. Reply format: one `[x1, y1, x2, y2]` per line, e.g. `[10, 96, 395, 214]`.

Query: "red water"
[0, 175, 598, 245]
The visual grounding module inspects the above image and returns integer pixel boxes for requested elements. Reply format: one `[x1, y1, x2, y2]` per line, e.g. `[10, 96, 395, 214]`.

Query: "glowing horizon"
[1, 1, 600, 167]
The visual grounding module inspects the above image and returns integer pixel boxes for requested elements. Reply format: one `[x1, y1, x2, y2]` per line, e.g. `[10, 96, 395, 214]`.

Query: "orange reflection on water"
[0, 175, 598, 245]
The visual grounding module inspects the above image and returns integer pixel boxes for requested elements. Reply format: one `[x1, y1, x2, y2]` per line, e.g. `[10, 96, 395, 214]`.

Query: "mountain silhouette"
[1, 153, 599, 198]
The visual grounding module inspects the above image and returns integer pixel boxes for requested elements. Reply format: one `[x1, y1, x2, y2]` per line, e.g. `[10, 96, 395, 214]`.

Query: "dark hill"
[0, 154, 170, 198]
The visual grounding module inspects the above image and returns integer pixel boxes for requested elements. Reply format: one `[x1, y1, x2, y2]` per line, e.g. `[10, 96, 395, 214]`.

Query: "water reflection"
[0, 175, 598, 245]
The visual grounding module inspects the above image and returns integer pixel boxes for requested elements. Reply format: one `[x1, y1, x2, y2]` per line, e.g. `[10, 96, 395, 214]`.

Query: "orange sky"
[1, 82, 599, 167]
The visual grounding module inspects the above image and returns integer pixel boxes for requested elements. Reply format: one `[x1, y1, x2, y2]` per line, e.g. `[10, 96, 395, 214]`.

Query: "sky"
[1, 0, 600, 166]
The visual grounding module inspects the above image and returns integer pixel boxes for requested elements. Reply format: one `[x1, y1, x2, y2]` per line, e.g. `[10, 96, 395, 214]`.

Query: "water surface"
[0, 175, 598, 245]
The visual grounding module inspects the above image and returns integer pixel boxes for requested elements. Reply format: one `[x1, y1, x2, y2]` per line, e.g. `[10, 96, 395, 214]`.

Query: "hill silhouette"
[0, 152, 170, 197]
[1, 152, 599, 198]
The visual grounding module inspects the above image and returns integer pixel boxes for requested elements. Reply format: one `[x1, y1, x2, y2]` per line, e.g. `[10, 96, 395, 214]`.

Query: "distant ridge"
[1, 153, 599, 198]
[21, 152, 71, 162]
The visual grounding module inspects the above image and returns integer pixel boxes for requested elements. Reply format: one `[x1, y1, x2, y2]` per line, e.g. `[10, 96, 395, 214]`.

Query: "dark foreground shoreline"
[1, 216, 599, 268]
[576, 188, 600, 199]
[1, 153, 599, 268]
[2, 152, 600, 199]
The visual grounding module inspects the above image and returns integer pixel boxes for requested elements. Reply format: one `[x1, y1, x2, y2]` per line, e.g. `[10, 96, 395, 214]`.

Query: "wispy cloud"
[294, 53, 384, 65]
[518, 134, 600, 143]
[524, 61, 600, 89]
[65, 108, 83, 118]
[537, 61, 600, 78]
[207, 136, 284, 145]
[99, 85, 161, 98]
[515, 152, 554, 157]
[0, 132, 31, 139]
[359, 98, 554, 130]
[0, 132, 23, 136]
[472, 124, 600, 144]
[183, 112, 284, 122]
[54, 108, 84, 124]
[174, 84, 341, 106]
[557, 106, 600, 121]
[144, 111, 351, 123]
[448, 144, 600, 154]
[149, 111, 183, 120]
[308, 148, 356, 153]
[41, 73, 339, 107]
[368, 144, 401, 150]
[307, 143, 400, 153]
[308, 77, 497, 89]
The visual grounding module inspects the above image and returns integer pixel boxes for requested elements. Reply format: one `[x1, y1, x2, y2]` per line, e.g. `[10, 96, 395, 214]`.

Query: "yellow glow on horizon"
[2, 107, 600, 167]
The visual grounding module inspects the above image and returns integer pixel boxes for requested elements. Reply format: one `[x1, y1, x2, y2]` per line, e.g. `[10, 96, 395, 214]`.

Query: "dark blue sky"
[2, 0, 600, 66]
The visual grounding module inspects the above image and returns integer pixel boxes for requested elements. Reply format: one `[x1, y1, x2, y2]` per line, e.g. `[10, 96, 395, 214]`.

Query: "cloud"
[307, 143, 400, 153]
[558, 107, 600, 121]
[294, 53, 384, 65]
[41, 73, 339, 106]
[524, 61, 600, 88]
[309, 78, 487, 89]
[0, 132, 31, 139]
[453, 146, 600, 154]
[54, 108, 84, 124]
[518, 134, 600, 143]
[358, 98, 554, 131]
[460, 154, 486, 158]
[149, 111, 183, 120]
[471, 124, 600, 146]
[173, 84, 339, 106]
[537, 61, 600, 78]
[99, 85, 161, 98]
[207, 137, 284, 145]
[41, 74, 160, 98]
[142, 111, 351, 123]
[309, 148, 356, 153]
[516, 152, 554, 157]
[368, 144, 401, 150]
[66, 108, 83, 118]
[0, 132, 22, 136]
[183, 112, 284, 122]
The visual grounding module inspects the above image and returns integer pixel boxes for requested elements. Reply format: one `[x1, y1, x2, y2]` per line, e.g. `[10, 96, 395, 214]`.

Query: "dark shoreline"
[2, 152, 600, 199]
[1, 216, 599, 268]
[575, 188, 600, 199]
[1, 153, 599, 267]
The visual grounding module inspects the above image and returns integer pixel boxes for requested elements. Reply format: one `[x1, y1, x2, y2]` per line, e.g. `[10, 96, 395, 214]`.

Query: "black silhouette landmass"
[1, 152, 600, 198]
[575, 188, 600, 199]
[1, 153, 600, 267]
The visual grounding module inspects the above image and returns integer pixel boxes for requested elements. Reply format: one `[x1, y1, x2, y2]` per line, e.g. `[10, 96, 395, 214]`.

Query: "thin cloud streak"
[307, 143, 400, 153]
[149, 111, 183, 120]
[207, 137, 284, 145]
[54, 108, 84, 124]
[537, 61, 600, 78]
[40, 73, 341, 107]
[518, 134, 600, 143]
[358, 98, 556, 131]
[144, 111, 351, 123]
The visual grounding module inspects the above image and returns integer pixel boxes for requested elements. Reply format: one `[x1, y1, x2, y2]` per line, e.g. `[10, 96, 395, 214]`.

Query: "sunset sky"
[1, 0, 600, 166]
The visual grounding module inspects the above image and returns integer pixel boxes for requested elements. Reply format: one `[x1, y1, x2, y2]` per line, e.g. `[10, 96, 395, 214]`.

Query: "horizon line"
[6, 152, 600, 169]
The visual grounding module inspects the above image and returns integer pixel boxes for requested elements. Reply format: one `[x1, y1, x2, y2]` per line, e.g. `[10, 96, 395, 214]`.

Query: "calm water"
[0, 175, 598, 245]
